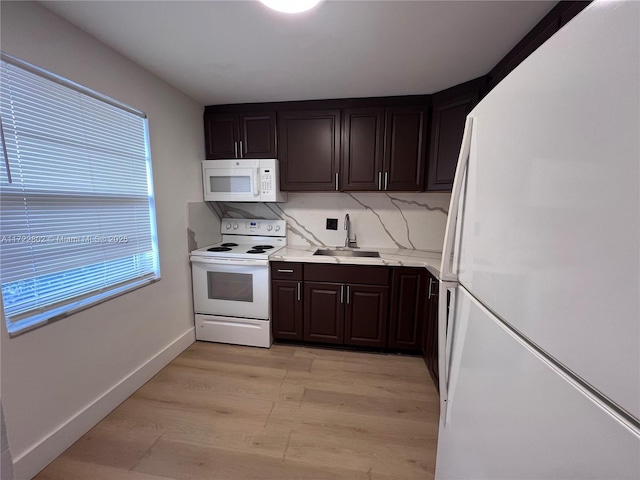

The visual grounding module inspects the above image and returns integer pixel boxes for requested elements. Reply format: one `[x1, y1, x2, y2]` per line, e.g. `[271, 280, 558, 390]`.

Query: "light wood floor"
[35, 341, 440, 480]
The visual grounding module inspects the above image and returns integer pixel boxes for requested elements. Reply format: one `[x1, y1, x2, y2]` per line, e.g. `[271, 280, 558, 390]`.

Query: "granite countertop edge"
[269, 245, 442, 279]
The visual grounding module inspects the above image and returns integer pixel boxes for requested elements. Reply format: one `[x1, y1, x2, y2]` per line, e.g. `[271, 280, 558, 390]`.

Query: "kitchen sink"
[313, 248, 380, 258]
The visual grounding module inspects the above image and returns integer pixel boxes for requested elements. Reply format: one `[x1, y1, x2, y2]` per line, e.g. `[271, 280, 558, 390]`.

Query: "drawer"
[271, 262, 303, 281]
[304, 263, 389, 286]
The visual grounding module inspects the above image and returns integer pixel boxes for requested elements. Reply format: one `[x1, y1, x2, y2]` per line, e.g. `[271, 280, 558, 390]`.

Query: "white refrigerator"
[436, 1, 640, 478]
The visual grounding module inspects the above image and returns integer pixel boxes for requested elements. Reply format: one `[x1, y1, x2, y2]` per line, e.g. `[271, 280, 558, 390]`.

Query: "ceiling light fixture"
[259, 0, 323, 14]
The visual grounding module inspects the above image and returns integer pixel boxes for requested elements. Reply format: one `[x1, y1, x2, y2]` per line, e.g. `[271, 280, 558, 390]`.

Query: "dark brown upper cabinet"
[427, 89, 479, 191]
[341, 107, 385, 191]
[341, 105, 427, 192]
[278, 109, 341, 191]
[204, 112, 276, 160]
[204, 113, 238, 159]
[384, 106, 428, 191]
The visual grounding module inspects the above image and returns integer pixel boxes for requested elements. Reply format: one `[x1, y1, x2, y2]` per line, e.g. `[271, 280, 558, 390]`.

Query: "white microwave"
[202, 159, 287, 202]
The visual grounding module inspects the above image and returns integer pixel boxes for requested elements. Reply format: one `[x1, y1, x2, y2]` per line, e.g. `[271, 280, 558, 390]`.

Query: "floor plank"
[34, 341, 440, 480]
[35, 457, 169, 480]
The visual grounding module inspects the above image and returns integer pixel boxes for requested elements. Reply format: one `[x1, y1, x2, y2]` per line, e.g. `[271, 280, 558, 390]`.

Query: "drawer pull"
[277, 269, 294, 273]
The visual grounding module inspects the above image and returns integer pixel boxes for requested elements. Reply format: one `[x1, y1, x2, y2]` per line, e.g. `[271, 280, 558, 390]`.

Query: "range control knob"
[274, 225, 280, 232]
[233, 223, 239, 230]
[225, 223, 231, 229]
[267, 225, 273, 231]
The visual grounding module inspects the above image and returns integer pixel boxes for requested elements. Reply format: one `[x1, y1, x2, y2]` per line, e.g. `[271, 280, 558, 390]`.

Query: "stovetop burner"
[192, 218, 287, 260]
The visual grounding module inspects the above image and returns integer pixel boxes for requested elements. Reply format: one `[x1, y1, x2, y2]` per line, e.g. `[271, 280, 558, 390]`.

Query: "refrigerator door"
[436, 286, 640, 479]
[455, 1, 640, 419]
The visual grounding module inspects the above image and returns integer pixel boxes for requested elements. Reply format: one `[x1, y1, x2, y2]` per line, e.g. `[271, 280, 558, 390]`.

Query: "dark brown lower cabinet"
[303, 281, 388, 347]
[303, 282, 345, 344]
[388, 268, 427, 351]
[272, 262, 441, 354]
[302, 264, 389, 347]
[271, 280, 303, 340]
[271, 262, 304, 341]
[422, 272, 440, 391]
[345, 284, 388, 347]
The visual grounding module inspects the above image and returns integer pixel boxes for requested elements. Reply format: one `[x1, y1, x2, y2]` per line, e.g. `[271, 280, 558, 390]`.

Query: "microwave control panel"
[261, 168, 273, 194]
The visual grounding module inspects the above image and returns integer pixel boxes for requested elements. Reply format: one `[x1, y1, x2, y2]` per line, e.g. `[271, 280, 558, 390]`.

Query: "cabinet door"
[204, 113, 239, 159]
[345, 284, 388, 348]
[240, 112, 277, 158]
[383, 106, 427, 191]
[341, 107, 384, 191]
[304, 282, 344, 344]
[389, 268, 426, 351]
[427, 92, 478, 191]
[422, 274, 439, 391]
[271, 280, 303, 340]
[278, 110, 341, 191]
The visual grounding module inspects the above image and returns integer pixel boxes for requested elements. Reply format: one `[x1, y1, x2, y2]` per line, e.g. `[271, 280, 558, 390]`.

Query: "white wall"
[0, 3, 203, 478]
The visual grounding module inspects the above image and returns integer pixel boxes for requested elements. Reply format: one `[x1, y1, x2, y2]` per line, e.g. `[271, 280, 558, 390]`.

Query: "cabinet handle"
[428, 278, 438, 299]
[335, 172, 339, 191]
[277, 269, 294, 273]
[297, 282, 301, 301]
[340, 285, 344, 304]
[378, 171, 382, 190]
[239, 140, 243, 158]
[346, 285, 350, 304]
[234, 141, 238, 158]
[384, 171, 389, 190]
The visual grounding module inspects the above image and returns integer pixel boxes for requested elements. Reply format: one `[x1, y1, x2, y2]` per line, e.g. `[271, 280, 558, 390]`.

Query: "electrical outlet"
[326, 218, 338, 230]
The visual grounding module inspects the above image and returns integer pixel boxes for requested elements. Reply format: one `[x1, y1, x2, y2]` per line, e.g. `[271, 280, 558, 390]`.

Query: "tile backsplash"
[209, 191, 451, 251]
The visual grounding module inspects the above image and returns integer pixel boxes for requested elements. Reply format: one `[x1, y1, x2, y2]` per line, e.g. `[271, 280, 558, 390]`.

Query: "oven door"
[191, 257, 269, 319]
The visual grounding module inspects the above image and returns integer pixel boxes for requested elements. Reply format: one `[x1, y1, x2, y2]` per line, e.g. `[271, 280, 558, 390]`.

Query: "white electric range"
[190, 218, 286, 348]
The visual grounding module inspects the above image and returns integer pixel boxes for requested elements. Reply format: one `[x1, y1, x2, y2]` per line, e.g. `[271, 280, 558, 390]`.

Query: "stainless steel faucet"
[344, 213, 357, 248]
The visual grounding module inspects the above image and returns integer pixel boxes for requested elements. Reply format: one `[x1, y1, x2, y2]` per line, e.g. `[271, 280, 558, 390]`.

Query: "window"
[0, 54, 160, 335]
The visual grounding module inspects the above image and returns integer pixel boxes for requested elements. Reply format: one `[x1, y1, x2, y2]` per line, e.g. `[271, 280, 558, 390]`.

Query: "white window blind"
[0, 54, 160, 334]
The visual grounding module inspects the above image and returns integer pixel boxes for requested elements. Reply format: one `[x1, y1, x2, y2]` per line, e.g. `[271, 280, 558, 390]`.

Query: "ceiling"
[41, 0, 557, 106]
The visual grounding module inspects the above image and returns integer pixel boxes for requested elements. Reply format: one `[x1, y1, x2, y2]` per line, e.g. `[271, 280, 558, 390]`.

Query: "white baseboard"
[12, 328, 195, 480]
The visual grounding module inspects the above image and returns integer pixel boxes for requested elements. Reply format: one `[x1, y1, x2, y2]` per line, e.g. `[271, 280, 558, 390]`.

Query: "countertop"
[269, 245, 442, 279]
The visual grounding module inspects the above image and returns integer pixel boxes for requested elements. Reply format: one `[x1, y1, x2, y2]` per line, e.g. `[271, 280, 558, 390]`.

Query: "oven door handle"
[190, 256, 268, 267]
